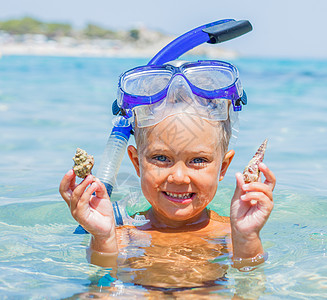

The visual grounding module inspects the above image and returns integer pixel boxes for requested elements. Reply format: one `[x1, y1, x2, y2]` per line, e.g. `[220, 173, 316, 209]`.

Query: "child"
[59, 59, 275, 287]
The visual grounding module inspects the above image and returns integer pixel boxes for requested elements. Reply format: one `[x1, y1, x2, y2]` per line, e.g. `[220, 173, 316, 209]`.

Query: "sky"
[1, 0, 327, 59]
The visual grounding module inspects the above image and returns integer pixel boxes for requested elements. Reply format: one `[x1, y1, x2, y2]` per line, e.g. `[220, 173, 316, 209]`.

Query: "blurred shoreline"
[0, 34, 238, 59]
[0, 17, 238, 59]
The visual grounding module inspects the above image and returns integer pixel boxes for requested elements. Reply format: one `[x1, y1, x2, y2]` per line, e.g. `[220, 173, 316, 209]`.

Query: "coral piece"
[72, 148, 94, 178]
[243, 139, 268, 183]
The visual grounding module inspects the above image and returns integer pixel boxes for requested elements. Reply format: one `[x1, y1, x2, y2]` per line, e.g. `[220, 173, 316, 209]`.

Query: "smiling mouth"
[163, 191, 195, 202]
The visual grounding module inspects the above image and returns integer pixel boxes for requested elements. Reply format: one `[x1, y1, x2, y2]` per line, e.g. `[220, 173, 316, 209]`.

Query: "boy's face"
[128, 114, 234, 225]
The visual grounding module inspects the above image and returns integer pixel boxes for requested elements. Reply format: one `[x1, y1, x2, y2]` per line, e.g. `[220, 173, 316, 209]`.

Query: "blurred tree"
[129, 29, 140, 40]
[0, 17, 43, 34]
[0, 16, 163, 43]
[46, 23, 72, 38]
[84, 23, 116, 38]
[0, 16, 72, 38]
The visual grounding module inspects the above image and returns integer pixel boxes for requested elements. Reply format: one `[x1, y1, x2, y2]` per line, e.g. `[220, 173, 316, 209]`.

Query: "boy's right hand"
[59, 170, 117, 251]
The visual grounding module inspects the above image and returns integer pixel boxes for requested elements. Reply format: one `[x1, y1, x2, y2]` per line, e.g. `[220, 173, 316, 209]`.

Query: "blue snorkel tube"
[148, 19, 251, 65]
[74, 19, 252, 233]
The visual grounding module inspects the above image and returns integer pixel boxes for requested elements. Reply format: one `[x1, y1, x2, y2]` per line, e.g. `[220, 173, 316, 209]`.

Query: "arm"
[59, 170, 118, 266]
[230, 163, 276, 268]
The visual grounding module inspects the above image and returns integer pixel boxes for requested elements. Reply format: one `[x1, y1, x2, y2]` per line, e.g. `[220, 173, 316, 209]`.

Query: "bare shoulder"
[208, 210, 230, 223]
[203, 210, 231, 237]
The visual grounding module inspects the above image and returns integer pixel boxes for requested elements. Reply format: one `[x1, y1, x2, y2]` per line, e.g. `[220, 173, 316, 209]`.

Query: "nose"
[167, 161, 191, 185]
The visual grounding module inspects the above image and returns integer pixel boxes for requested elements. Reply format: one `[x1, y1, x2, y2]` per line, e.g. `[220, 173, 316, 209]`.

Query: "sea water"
[0, 55, 326, 299]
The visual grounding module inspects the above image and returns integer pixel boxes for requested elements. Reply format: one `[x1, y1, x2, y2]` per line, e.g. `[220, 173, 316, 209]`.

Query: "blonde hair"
[134, 114, 232, 156]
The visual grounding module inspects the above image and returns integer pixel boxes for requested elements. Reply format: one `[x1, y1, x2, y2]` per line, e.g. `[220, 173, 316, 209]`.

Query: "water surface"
[0, 55, 326, 299]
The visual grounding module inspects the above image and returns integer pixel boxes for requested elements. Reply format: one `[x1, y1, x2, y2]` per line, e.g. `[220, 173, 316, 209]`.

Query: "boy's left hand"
[230, 162, 276, 258]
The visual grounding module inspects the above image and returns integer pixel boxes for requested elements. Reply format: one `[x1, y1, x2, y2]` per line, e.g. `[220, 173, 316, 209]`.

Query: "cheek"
[194, 167, 219, 199]
[140, 169, 165, 210]
[139, 162, 164, 192]
[198, 162, 221, 181]
[201, 178, 218, 197]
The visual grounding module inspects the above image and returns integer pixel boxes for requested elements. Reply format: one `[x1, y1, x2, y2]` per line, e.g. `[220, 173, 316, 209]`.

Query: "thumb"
[232, 172, 245, 202]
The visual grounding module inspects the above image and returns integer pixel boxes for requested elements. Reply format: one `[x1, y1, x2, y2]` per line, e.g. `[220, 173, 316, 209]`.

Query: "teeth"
[166, 192, 192, 199]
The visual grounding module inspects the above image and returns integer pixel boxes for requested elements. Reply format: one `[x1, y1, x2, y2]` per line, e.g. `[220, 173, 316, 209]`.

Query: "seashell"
[243, 139, 268, 183]
[72, 148, 94, 178]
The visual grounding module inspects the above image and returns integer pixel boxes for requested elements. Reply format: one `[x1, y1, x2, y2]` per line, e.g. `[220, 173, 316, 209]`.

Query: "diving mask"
[117, 60, 247, 128]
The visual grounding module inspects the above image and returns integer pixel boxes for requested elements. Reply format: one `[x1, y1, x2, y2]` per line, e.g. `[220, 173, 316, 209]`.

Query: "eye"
[147, 153, 172, 166]
[154, 155, 168, 162]
[191, 157, 207, 164]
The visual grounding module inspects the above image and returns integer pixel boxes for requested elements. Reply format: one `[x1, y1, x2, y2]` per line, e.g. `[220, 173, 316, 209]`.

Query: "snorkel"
[74, 19, 252, 233]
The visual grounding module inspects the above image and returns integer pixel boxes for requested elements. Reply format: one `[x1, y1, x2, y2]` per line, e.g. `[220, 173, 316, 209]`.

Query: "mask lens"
[184, 65, 236, 91]
[122, 69, 172, 96]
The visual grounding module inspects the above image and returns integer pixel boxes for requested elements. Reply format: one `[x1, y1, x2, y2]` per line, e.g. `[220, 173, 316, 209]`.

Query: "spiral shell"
[243, 139, 268, 183]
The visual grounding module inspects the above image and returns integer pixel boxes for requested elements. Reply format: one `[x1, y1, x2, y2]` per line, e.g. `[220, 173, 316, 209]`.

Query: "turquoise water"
[0, 55, 326, 299]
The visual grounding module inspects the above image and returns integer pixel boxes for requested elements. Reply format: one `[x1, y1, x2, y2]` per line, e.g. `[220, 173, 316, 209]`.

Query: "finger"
[232, 172, 245, 202]
[240, 191, 274, 211]
[241, 192, 274, 214]
[259, 163, 276, 191]
[89, 179, 114, 216]
[242, 181, 273, 202]
[59, 169, 76, 204]
[93, 178, 110, 200]
[70, 175, 94, 212]
[77, 179, 100, 212]
[258, 172, 262, 182]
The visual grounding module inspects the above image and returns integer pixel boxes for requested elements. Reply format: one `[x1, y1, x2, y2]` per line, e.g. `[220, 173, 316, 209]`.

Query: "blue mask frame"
[112, 19, 251, 116]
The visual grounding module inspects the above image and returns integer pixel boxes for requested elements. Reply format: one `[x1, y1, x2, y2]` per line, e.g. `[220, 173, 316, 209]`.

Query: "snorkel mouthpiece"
[204, 20, 252, 44]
